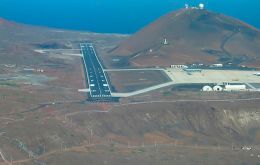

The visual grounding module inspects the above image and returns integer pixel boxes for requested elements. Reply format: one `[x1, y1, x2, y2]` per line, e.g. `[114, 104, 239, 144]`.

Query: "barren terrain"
[0, 17, 260, 165]
[107, 70, 170, 92]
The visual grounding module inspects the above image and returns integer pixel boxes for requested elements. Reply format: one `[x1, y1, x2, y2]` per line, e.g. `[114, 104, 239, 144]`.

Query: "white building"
[170, 65, 188, 69]
[224, 84, 247, 91]
[210, 64, 223, 68]
[253, 73, 260, 76]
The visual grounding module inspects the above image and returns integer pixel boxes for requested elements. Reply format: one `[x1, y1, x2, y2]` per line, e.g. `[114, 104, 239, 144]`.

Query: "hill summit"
[111, 8, 260, 68]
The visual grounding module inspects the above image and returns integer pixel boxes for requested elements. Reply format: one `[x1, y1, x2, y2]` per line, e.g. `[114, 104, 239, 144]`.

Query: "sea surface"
[0, 0, 259, 34]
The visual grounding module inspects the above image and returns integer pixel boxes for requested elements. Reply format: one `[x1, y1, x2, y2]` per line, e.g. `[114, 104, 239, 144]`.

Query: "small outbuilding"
[224, 84, 246, 91]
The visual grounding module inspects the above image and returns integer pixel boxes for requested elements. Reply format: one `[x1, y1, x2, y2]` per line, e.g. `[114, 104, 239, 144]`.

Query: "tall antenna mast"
[163, 38, 168, 45]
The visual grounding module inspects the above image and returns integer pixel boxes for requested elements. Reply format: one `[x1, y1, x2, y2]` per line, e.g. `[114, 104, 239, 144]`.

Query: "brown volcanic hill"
[111, 8, 260, 68]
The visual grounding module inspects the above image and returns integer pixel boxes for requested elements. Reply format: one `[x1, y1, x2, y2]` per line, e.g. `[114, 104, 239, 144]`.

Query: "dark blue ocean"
[0, 0, 259, 34]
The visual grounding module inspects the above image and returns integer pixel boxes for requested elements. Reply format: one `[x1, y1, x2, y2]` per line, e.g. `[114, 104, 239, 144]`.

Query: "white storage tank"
[199, 3, 205, 10]
[224, 85, 246, 91]
[202, 86, 213, 91]
[213, 85, 223, 91]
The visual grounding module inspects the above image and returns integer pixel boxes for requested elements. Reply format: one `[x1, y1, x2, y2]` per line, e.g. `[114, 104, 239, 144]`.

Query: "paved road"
[80, 43, 112, 98]
[220, 30, 239, 60]
[104, 68, 164, 72]
[111, 81, 175, 97]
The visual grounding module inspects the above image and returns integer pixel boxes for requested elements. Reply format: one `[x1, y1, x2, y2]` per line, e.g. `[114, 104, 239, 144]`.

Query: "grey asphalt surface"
[80, 43, 112, 98]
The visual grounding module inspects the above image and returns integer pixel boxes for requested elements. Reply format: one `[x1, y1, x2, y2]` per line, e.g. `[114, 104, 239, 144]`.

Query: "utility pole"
[217, 143, 220, 151]
[154, 141, 157, 151]
[60, 142, 63, 151]
[90, 129, 93, 144]
[43, 144, 46, 154]
[88, 128, 93, 144]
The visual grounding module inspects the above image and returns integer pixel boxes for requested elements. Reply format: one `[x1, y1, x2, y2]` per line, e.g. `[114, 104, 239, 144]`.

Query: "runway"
[80, 43, 112, 99]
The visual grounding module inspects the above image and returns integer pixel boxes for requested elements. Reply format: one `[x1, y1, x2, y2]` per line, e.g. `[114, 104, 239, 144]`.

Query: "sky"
[0, 0, 259, 33]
